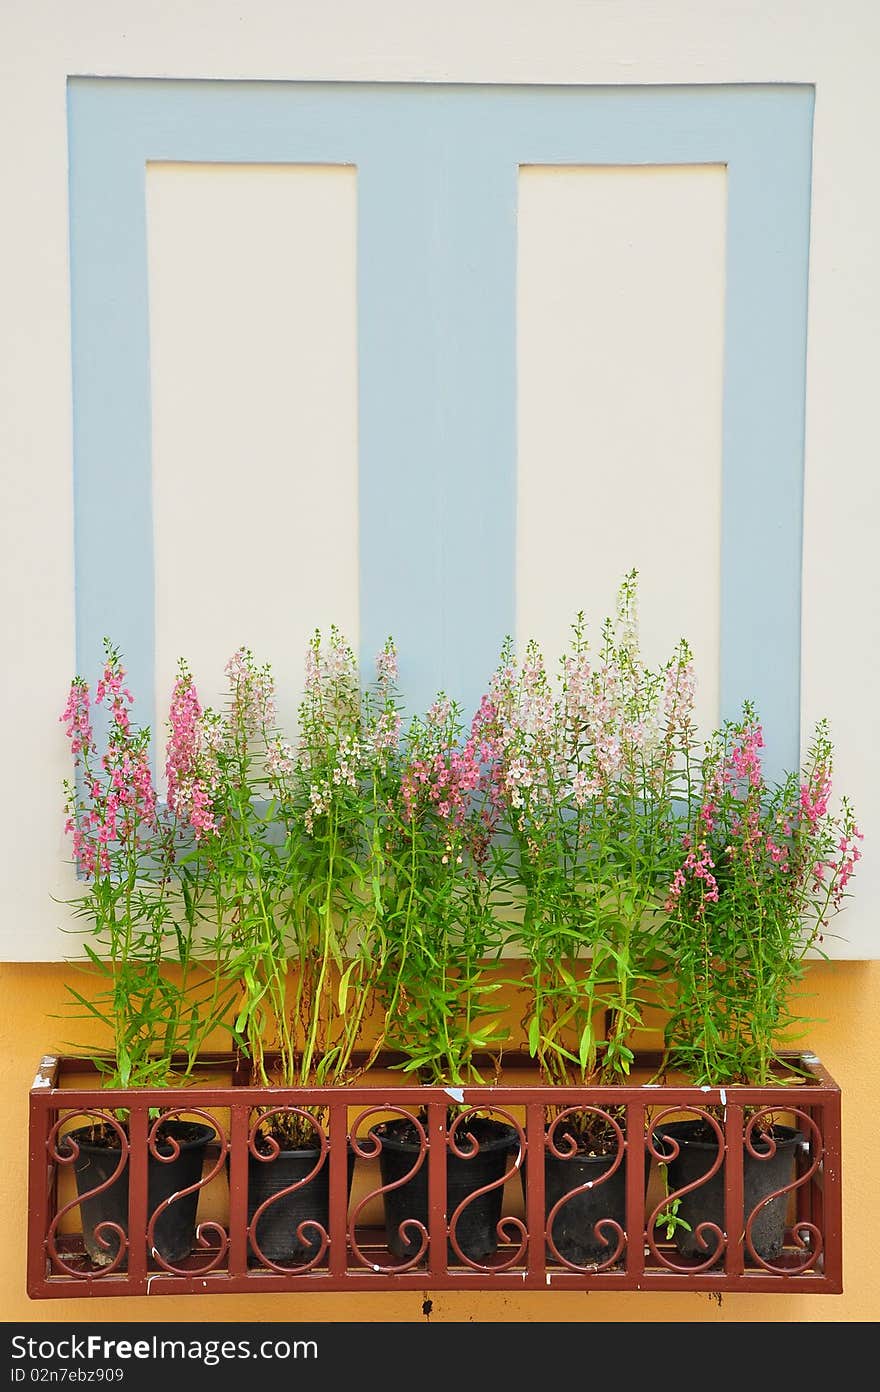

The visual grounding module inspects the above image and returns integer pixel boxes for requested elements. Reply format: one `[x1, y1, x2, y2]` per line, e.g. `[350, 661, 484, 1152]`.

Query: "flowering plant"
[164, 629, 401, 1146]
[58, 583, 862, 1127]
[164, 645, 286, 1098]
[263, 627, 401, 1101]
[163, 629, 511, 1140]
[59, 639, 239, 1097]
[373, 690, 509, 1089]
[661, 701, 862, 1087]
[480, 573, 697, 1146]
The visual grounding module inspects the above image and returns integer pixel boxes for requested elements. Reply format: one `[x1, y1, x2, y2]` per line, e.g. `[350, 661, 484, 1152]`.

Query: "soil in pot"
[371, 1113, 519, 1264]
[247, 1141, 356, 1268]
[67, 1117, 216, 1269]
[652, 1118, 800, 1263]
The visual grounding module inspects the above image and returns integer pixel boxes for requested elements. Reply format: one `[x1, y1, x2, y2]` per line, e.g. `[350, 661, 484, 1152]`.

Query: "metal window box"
[27, 1050, 842, 1298]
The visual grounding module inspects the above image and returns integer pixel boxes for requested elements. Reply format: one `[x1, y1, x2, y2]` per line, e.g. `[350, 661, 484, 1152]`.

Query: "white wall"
[1, 1, 877, 958]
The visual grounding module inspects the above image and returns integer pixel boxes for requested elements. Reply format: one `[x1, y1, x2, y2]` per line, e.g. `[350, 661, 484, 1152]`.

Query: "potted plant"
[58, 640, 237, 1269]
[654, 702, 862, 1264]
[367, 691, 519, 1265]
[170, 631, 398, 1268]
[42, 593, 856, 1295]
[481, 572, 696, 1267]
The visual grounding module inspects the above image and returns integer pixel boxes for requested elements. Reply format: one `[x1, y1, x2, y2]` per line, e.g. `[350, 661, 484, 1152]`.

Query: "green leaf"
[118, 1049, 131, 1087]
[337, 961, 355, 1014]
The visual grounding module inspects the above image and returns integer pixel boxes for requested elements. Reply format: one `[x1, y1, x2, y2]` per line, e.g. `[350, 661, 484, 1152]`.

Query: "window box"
[27, 1049, 841, 1298]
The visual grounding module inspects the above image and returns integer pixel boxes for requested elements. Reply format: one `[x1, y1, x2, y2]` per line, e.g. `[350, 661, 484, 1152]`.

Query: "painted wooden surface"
[146, 161, 359, 745]
[517, 163, 726, 741]
[67, 80, 810, 771]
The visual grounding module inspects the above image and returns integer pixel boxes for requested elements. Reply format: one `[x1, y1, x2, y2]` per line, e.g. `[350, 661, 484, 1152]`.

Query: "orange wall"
[4, 960, 878, 1323]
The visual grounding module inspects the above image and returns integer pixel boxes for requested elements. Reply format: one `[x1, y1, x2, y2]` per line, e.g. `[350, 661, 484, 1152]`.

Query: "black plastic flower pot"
[652, 1119, 800, 1263]
[371, 1114, 519, 1264]
[540, 1143, 652, 1267]
[247, 1143, 355, 1267]
[67, 1118, 216, 1269]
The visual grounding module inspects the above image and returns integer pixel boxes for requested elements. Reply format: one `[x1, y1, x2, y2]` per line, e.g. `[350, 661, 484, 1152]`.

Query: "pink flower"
[800, 769, 831, 828]
[60, 679, 93, 756]
[165, 664, 216, 840]
[830, 821, 863, 907]
[61, 642, 160, 876]
[728, 723, 765, 789]
[665, 840, 719, 916]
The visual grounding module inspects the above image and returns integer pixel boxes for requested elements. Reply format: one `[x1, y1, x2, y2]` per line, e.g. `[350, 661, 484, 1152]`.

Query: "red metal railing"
[27, 1051, 842, 1297]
